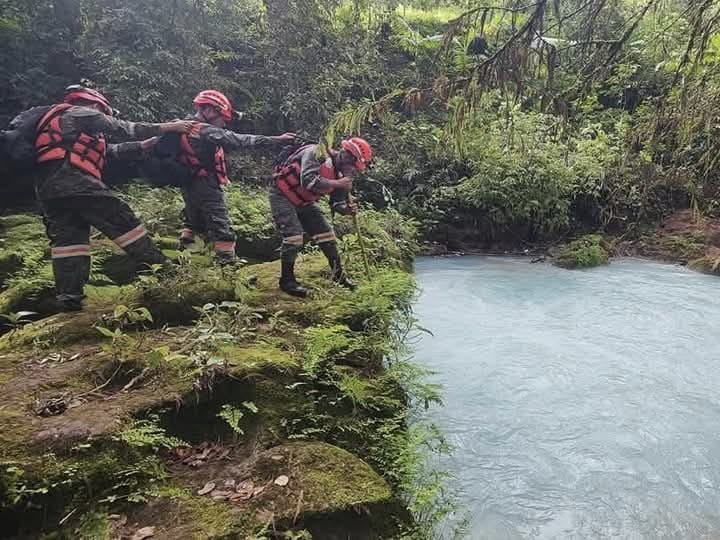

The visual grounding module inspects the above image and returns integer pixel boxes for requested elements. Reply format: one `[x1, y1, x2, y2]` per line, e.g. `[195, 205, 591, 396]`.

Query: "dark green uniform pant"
[42, 195, 166, 303]
[179, 179, 236, 257]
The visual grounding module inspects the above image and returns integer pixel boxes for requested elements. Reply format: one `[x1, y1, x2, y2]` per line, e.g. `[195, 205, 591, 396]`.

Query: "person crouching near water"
[270, 137, 372, 298]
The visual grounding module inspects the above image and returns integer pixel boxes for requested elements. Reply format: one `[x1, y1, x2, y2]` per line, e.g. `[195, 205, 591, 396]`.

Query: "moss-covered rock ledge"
[0, 190, 425, 539]
[0, 256, 417, 539]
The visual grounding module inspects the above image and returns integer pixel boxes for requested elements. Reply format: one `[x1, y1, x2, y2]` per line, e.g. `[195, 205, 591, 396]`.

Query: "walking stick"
[349, 193, 371, 276]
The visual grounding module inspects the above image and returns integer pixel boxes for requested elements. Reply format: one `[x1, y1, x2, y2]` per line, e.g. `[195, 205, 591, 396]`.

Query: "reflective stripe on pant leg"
[280, 234, 304, 257]
[312, 231, 336, 244]
[180, 228, 195, 241]
[283, 234, 304, 246]
[113, 224, 148, 248]
[214, 240, 236, 255]
[51, 244, 91, 259]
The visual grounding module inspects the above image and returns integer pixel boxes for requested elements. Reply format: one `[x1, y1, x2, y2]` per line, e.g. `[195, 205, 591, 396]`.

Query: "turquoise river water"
[413, 256, 720, 539]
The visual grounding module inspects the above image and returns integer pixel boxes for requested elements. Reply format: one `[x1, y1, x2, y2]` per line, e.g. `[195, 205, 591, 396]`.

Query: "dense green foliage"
[4, 1, 720, 245]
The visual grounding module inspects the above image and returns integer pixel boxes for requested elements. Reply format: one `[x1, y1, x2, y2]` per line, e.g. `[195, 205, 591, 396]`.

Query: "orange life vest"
[273, 146, 338, 207]
[178, 132, 229, 185]
[35, 103, 107, 180]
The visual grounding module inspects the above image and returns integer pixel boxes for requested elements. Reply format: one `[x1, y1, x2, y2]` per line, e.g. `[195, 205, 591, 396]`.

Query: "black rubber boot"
[333, 272, 356, 290]
[319, 242, 356, 290]
[215, 251, 237, 266]
[53, 257, 90, 312]
[177, 238, 194, 252]
[124, 235, 169, 266]
[57, 295, 83, 312]
[279, 250, 307, 298]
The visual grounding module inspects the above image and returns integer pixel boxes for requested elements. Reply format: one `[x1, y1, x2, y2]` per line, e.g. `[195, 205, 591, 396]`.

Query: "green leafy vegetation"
[554, 234, 610, 269]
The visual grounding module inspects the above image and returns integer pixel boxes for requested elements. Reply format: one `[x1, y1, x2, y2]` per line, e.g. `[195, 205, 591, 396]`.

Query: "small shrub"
[554, 234, 610, 269]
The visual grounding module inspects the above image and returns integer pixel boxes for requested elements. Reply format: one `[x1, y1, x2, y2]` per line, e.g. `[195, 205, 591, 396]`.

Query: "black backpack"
[137, 132, 194, 187]
[1, 106, 53, 172]
[274, 143, 306, 168]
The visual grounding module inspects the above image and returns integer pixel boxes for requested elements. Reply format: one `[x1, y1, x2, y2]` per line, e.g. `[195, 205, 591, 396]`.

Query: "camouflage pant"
[42, 195, 166, 302]
[180, 178, 236, 256]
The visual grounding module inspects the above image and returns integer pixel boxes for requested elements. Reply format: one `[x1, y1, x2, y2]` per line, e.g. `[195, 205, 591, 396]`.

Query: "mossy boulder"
[553, 234, 610, 269]
[118, 442, 396, 539]
[137, 265, 236, 326]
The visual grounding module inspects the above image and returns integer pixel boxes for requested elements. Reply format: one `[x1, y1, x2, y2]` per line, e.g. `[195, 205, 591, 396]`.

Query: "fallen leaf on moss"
[274, 475, 289, 486]
[130, 526, 155, 540]
[197, 481, 216, 495]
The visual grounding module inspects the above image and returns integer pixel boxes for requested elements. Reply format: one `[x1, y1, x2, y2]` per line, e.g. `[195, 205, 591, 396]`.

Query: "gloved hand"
[272, 133, 298, 143]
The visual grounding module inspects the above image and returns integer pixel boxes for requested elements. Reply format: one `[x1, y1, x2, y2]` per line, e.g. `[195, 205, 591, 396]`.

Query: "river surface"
[413, 256, 720, 539]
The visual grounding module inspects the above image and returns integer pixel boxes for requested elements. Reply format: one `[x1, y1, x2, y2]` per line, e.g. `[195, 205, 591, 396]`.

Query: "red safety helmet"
[193, 90, 235, 122]
[64, 85, 113, 116]
[341, 137, 372, 171]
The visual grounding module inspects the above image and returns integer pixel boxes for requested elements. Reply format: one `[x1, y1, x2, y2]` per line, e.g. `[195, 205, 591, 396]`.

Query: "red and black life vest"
[273, 146, 338, 207]
[35, 103, 107, 180]
[178, 131, 229, 185]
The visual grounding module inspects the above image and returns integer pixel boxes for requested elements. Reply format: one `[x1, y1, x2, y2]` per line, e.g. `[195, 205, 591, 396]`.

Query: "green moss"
[129, 485, 252, 539]
[0, 310, 103, 351]
[0, 215, 50, 294]
[218, 343, 297, 374]
[0, 199, 420, 537]
[0, 265, 56, 315]
[241, 442, 392, 517]
[657, 233, 706, 262]
[303, 324, 357, 372]
[298, 443, 392, 508]
[554, 234, 610, 269]
[182, 491, 253, 538]
[138, 264, 236, 325]
[0, 252, 23, 288]
[235, 259, 415, 336]
[132, 443, 392, 538]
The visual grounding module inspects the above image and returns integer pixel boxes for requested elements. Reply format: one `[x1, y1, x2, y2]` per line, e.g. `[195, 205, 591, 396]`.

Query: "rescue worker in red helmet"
[176, 90, 295, 264]
[35, 85, 193, 311]
[270, 137, 372, 297]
